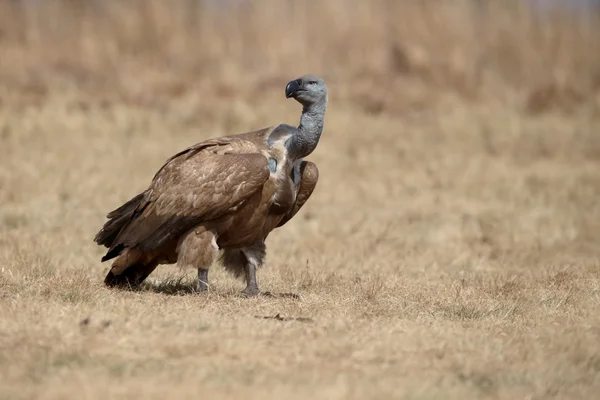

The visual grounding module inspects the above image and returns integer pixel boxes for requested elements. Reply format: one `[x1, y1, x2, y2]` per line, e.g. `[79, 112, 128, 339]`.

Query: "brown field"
[1, 1, 600, 399]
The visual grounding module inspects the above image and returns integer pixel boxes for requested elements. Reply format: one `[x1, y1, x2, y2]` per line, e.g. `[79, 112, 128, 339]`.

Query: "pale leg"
[197, 268, 209, 292]
[221, 241, 266, 296]
[177, 229, 218, 293]
[242, 254, 260, 296]
[240, 242, 266, 296]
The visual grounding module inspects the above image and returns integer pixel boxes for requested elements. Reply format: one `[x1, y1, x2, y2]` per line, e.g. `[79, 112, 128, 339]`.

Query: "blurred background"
[1, 0, 599, 280]
[0, 0, 599, 115]
[0, 0, 599, 269]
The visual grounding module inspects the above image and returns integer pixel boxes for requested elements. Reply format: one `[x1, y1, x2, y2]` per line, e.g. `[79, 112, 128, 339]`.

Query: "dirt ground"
[1, 1, 600, 399]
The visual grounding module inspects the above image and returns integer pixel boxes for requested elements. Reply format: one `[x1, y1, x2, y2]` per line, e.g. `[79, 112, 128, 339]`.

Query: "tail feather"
[94, 192, 146, 249]
[220, 242, 265, 280]
[101, 244, 125, 262]
[220, 249, 247, 279]
[104, 261, 158, 288]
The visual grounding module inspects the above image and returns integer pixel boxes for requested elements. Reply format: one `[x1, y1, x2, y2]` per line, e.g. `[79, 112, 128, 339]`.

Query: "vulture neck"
[288, 99, 327, 160]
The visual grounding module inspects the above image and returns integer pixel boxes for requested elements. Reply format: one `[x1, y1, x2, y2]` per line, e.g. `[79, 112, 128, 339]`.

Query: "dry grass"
[1, 1, 600, 399]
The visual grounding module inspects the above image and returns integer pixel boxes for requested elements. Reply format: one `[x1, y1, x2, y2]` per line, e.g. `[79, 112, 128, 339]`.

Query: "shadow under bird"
[93, 74, 328, 296]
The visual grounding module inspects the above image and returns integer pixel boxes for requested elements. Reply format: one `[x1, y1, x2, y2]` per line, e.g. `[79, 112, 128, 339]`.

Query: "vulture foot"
[242, 259, 261, 297]
[196, 268, 209, 293]
[241, 285, 260, 297]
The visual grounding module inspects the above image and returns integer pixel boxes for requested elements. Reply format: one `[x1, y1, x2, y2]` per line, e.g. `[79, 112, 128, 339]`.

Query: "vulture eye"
[308, 81, 318, 85]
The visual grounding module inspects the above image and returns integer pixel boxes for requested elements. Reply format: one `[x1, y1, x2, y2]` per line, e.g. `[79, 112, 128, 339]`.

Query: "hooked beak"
[285, 79, 303, 98]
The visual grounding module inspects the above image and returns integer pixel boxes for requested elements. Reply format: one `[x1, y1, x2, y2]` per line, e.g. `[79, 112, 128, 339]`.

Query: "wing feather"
[277, 161, 319, 228]
[102, 139, 270, 261]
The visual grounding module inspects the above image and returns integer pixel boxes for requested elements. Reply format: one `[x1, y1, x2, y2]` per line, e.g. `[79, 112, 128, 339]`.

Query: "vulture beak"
[285, 79, 302, 98]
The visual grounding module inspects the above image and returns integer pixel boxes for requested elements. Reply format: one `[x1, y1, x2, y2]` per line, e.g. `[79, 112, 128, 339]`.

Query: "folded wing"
[99, 140, 270, 261]
[277, 161, 319, 228]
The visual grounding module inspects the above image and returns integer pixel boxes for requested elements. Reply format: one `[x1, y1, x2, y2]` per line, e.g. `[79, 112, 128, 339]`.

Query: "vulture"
[93, 74, 328, 296]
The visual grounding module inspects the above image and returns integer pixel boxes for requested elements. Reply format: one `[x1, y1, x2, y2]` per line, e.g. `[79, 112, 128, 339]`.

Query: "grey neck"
[287, 99, 327, 160]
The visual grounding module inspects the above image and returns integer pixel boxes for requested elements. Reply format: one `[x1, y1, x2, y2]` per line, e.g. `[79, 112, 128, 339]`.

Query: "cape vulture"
[94, 74, 327, 296]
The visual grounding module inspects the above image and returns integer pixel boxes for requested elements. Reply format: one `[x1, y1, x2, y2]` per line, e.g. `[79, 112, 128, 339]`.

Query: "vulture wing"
[277, 161, 319, 228]
[100, 138, 270, 261]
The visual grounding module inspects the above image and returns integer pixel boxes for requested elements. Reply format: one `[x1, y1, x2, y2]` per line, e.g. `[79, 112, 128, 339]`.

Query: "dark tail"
[220, 242, 266, 280]
[104, 261, 159, 288]
[94, 192, 146, 251]
[220, 249, 247, 279]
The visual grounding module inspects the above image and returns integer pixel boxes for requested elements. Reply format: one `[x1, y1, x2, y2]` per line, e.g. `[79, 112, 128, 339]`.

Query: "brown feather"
[99, 136, 271, 262]
[94, 192, 146, 248]
[94, 124, 320, 287]
[220, 241, 266, 278]
[277, 161, 319, 228]
[104, 260, 159, 288]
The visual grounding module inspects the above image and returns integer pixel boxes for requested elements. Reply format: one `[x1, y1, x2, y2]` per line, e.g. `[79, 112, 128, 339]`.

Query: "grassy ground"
[1, 1, 600, 399]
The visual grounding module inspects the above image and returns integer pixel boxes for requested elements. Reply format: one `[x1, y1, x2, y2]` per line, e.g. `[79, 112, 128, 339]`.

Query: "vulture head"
[285, 74, 328, 107]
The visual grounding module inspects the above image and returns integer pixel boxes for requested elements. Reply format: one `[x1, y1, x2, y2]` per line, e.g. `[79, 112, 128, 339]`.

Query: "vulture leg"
[197, 268, 209, 292]
[241, 242, 266, 296]
[222, 241, 266, 296]
[243, 262, 259, 296]
[177, 229, 218, 292]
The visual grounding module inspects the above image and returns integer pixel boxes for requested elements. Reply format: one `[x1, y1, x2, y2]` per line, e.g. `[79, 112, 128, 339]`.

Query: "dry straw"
[0, 0, 598, 113]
